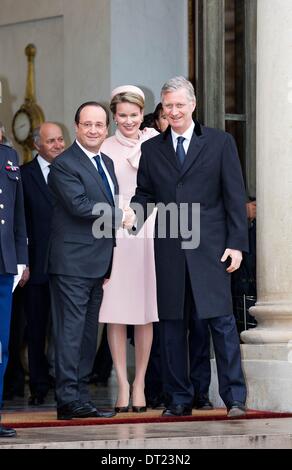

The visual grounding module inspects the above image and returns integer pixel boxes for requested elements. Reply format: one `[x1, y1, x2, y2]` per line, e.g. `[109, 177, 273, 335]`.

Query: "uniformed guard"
[0, 143, 28, 438]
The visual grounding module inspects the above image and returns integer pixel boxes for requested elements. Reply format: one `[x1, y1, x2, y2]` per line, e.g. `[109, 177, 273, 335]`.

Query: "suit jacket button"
[1, 219, 5, 224]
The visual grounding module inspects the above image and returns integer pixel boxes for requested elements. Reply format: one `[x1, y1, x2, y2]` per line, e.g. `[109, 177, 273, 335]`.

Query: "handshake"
[122, 206, 136, 230]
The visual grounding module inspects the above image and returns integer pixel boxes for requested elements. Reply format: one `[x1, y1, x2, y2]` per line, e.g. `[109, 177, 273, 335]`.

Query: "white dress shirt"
[37, 155, 51, 183]
[76, 140, 115, 199]
[171, 121, 195, 154]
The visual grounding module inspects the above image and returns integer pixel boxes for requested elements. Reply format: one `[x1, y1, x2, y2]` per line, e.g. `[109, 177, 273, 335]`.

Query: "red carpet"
[3, 408, 292, 429]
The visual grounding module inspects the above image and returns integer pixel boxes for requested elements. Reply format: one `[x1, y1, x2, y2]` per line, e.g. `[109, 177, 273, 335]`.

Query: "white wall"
[0, 0, 63, 26]
[111, 0, 188, 113]
[0, 0, 188, 155]
[0, 16, 64, 154]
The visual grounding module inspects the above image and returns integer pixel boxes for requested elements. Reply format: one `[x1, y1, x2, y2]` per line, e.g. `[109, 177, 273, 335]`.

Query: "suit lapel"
[72, 142, 114, 205]
[30, 158, 53, 205]
[101, 152, 119, 196]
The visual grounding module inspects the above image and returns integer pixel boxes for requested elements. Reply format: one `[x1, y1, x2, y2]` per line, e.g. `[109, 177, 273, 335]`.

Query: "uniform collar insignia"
[5, 161, 19, 171]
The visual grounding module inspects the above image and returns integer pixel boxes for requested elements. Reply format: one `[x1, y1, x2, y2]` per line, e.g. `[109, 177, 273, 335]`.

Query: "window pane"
[225, 0, 245, 114]
[225, 120, 246, 182]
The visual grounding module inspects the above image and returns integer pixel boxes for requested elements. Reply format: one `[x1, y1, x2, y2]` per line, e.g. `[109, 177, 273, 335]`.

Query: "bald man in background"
[20, 122, 65, 405]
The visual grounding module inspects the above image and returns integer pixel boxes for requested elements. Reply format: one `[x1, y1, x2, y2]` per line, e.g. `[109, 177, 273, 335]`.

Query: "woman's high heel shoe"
[132, 405, 147, 413]
[115, 387, 130, 413]
[115, 405, 129, 413]
[132, 385, 147, 412]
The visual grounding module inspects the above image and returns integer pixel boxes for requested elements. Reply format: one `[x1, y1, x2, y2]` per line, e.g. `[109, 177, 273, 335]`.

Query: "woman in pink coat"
[99, 85, 159, 412]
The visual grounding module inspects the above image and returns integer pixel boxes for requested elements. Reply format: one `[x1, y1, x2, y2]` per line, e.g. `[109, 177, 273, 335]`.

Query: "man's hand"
[221, 249, 242, 273]
[122, 206, 136, 230]
[18, 267, 30, 287]
[246, 201, 256, 221]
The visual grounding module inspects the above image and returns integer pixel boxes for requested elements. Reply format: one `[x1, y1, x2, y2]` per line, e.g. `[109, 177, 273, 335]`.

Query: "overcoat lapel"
[159, 127, 181, 172]
[159, 122, 207, 176]
[180, 125, 207, 178]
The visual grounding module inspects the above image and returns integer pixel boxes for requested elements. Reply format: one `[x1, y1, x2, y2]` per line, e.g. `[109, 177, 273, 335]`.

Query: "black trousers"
[145, 315, 211, 403]
[159, 267, 246, 408]
[50, 274, 103, 406]
[24, 283, 50, 397]
[189, 312, 211, 400]
[145, 322, 163, 400]
[91, 324, 113, 381]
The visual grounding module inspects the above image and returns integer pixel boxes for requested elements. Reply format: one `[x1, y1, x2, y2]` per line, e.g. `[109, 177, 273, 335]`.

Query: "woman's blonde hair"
[110, 92, 144, 115]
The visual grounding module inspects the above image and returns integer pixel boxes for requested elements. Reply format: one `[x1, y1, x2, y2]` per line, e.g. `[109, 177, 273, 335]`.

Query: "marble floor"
[1, 376, 292, 449]
[2, 417, 292, 449]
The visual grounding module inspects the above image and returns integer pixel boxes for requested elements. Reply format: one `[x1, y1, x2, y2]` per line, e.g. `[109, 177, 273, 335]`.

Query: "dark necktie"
[176, 136, 186, 166]
[46, 164, 51, 184]
[93, 155, 114, 205]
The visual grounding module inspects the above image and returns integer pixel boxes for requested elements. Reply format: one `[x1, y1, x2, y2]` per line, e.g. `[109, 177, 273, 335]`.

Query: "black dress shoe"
[227, 401, 246, 418]
[162, 405, 192, 417]
[82, 401, 116, 418]
[92, 408, 116, 418]
[193, 395, 214, 410]
[57, 400, 97, 420]
[0, 426, 17, 438]
[81, 401, 99, 413]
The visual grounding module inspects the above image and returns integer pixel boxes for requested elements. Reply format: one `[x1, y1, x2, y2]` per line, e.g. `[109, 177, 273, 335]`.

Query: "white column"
[241, 0, 292, 344]
[210, 0, 292, 411]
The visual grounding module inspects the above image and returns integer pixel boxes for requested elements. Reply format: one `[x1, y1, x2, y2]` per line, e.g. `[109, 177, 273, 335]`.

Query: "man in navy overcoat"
[130, 77, 249, 418]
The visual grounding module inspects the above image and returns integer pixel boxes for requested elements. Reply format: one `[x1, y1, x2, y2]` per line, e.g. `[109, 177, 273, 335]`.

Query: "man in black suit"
[0, 144, 28, 437]
[48, 102, 129, 420]
[20, 122, 65, 405]
[129, 76, 248, 418]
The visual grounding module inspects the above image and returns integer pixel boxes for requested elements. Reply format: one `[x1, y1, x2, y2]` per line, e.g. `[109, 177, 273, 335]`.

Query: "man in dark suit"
[0, 143, 28, 437]
[20, 122, 65, 405]
[48, 102, 128, 420]
[129, 76, 248, 418]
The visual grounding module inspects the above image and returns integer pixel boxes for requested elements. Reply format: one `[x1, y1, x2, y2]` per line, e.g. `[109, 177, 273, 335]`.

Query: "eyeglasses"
[78, 122, 107, 130]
